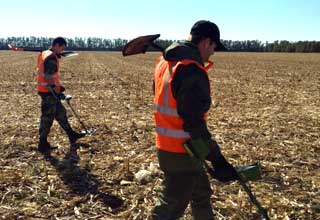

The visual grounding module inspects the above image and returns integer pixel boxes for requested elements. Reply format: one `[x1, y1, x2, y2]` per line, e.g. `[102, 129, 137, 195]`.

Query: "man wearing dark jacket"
[37, 37, 85, 153]
[152, 21, 238, 220]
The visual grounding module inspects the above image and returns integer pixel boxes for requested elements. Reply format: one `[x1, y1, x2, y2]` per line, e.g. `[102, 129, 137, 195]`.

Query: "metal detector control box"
[237, 162, 262, 182]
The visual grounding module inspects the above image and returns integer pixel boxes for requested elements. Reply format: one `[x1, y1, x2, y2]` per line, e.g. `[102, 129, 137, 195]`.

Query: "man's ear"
[204, 38, 212, 48]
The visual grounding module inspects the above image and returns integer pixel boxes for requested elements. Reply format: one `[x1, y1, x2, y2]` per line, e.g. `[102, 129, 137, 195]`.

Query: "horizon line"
[1, 36, 319, 43]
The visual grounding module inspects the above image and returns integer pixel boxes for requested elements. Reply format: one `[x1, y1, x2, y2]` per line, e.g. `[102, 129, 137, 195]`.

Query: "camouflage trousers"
[152, 150, 215, 220]
[39, 94, 73, 140]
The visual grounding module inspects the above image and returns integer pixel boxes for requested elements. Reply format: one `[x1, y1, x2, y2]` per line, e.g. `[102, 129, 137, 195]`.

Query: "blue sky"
[1, 0, 319, 42]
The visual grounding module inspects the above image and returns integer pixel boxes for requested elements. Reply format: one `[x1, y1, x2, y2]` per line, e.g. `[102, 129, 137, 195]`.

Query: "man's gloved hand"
[57, 93, 66, 100]
[60, 86, 65, 93]
[48, 84, 60, 95]
[206, 139, 239, 182]
[184, 138, 211, 161]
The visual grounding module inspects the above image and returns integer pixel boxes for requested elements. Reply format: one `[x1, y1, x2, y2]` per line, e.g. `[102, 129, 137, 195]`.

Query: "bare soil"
[0, 51, 319, 220]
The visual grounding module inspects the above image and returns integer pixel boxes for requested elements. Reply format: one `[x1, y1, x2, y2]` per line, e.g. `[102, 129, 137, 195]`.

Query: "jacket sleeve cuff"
[184, 122, 212, 139]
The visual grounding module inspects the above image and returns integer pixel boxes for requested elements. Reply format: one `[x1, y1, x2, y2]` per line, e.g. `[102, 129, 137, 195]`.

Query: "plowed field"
[0, 51, 319, 219]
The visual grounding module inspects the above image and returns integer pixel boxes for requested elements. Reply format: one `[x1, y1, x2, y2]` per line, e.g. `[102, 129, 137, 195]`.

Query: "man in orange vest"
[37, 37, 85, 153]
[152, 21, 238, 220]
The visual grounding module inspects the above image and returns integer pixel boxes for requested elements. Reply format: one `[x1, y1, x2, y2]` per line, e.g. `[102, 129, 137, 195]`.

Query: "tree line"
[0, 36, 319, 52]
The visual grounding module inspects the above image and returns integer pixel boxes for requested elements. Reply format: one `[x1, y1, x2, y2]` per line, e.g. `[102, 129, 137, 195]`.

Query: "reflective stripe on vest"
[154, 104, 179, 117]
[156, 126, 190, 138]
[38, 82, 49, 86]
[153, 56, 212, 153]
[154, 62, 180, 117]
[37, 81, 57, 87]
[36, 50, 60, 93]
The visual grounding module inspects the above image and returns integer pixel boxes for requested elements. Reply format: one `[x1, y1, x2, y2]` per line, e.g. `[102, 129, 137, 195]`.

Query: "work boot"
[38, 139, 54, 154]
[68, 131, 86, 144]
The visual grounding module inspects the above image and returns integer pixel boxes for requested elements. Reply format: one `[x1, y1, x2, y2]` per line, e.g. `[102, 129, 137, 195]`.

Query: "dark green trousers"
[39, 94, 73, 140]
[152, 150, 215, 220]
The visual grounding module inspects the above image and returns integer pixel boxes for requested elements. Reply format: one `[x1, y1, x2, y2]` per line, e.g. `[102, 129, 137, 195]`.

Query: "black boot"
[68, 131, 86, 144]
[38, 138, 52, 154]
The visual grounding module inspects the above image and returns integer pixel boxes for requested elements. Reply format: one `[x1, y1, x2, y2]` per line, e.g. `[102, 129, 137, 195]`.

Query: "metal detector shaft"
[65, 100, 89, 134]
[237, 177, 270, 220]
[8, 44, 78, 57]
[47, 87, 88, 133]
[203, 160, 269, 220]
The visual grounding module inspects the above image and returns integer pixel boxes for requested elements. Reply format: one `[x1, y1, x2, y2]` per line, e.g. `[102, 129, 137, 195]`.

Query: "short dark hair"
[52, 37, 67, 47]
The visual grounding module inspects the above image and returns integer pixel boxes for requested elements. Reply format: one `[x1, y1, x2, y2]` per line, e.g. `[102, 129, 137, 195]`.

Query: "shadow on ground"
[41, 143, 123, 209]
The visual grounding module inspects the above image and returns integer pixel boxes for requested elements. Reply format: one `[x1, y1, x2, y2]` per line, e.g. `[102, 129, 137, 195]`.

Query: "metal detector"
[8, 44, 78, 58]
[47, 87, 95, 135]
[64, 95, 96, 135]
[184, 142, 270, 220]
[204, 161, 269, 220]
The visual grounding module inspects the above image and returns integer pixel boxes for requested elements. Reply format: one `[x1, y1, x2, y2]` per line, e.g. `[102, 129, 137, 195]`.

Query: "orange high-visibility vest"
[36, 50, 61, 93]
[153, 56, 213, 153]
